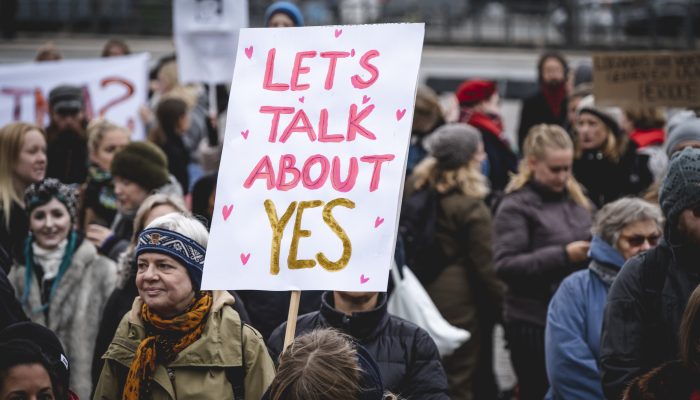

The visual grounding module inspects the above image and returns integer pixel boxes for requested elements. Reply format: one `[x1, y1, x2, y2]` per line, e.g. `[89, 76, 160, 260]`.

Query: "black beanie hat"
[0, 322, 70, 388]
[111, 141, 169, 191]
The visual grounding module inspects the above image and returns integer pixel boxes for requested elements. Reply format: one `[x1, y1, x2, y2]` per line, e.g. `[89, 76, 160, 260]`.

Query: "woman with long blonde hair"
[0, 122, 47, 270]
[406, 123, 505, 400]
[494, 124, 594, 400]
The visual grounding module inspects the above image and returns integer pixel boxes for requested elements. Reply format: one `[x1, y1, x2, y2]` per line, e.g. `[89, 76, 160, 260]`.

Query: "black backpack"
[398, 187, 447, 285]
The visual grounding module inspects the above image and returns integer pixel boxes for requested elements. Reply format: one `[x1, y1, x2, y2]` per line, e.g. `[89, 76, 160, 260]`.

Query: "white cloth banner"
[0, 53, 149, 139]
[174, 0, 249, 85]
[202, 23, 425, 292]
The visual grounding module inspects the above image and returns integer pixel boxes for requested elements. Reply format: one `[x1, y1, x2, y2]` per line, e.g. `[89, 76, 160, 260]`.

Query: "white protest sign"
[174, 0, 249, 85]
[202, 23, 425, 291]
[0, 53, 149, 139]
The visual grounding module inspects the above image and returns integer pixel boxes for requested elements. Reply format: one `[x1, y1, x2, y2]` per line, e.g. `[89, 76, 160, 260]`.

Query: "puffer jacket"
[267, 292, 450, 400]
[600, 240, 700, 400]
[544, 236, 625, 400]
[93, 291, 274, 400]
[9, 237, 117, 400]
[493, 180, 593, 327]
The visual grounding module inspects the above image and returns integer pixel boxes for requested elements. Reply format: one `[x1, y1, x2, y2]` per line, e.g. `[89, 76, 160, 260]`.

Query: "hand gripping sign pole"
[201, 23, 425, 351]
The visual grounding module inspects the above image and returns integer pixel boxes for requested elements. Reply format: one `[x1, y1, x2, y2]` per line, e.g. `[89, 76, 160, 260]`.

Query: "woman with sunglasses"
[544, 197, 662, 399]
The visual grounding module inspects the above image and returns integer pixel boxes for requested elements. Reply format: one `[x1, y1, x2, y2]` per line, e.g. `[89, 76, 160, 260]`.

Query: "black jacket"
[0, 259, 28, 330]
[45, 126, 88, 185]
[481, 129, 518, 194]
[0, 201, 29, 270]
[267, 292, 450, 400]
[600, 241, 700, 400]
[517, 91, 568, 152]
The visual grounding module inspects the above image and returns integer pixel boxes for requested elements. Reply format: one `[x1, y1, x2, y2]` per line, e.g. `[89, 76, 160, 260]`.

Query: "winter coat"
[573, 141, 654, 208]
[0, 265, 28, 330]
[236, 290, 323, 342]
[622, 361, 700, 400]
[0, 201, 28, 269]
[268, 292, 451, 400]
[93, 291, 275, 400]
[517, 91, 568, 152]
[493, 180, 593, 327]
[475, 123, 518, 194]
[160, 130, 190, 195]
[600, 240, 700, 400]
[8, 238, 117, 400]
[91, 248, 252, 388]
[45, 125, 88, 185]
[544, 236, 625, 400]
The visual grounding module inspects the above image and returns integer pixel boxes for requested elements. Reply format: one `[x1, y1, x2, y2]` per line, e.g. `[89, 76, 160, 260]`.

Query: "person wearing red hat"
[456, 80, 518, 196]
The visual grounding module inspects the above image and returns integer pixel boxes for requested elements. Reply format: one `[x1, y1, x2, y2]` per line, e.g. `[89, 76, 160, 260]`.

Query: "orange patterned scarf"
[122, 291, 212, 400]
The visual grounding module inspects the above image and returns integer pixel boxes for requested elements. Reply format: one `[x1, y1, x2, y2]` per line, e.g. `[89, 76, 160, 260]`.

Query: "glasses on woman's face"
[621, 233, 661, 247]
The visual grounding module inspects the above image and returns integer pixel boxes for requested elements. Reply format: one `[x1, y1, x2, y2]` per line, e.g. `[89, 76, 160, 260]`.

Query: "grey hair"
[592, 197, 663, 247]
[145, 213, 209, 248]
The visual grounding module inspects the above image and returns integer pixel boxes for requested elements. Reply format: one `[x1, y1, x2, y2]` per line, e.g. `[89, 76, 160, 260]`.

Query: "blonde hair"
[158, 60, 197, 108]
[86, 118, 129, 154]
[0, 122, 45, 228]
[507, 124, 591, 210]
[412, 157, 489, 199]
[131, 193, 189, 246]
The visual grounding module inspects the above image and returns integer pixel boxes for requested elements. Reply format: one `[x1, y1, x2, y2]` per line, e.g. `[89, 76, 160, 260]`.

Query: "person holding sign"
[94, 213, 275, 400]
[267, 290, 450, 399]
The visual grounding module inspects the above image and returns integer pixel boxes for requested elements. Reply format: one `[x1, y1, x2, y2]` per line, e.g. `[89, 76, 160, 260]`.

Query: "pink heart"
[222, 204, 234, 221]
[240, 253, 251, 265]
[334, 29, 343, 38]
[396, 108, 407, 121]
[240, 129, 249, 139]
[360, 274, 370, 284]
[362, 95, 370, 104]
[374, 217, 384, 228]
[298, 96, 305, 103]
[244, 46, 253, 59]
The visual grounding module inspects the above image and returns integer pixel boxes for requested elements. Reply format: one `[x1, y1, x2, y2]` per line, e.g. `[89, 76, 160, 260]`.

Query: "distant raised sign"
[593, 51, 700, 108]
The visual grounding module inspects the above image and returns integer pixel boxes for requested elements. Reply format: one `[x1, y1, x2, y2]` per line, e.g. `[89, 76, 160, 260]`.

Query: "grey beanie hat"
[659, 147, 700, 232]
[665, 114, 700, 158]
[424, 123, 482, 170]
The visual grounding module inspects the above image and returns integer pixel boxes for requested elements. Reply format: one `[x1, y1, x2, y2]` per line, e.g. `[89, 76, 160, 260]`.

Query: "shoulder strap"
[226, 309, 247, 400]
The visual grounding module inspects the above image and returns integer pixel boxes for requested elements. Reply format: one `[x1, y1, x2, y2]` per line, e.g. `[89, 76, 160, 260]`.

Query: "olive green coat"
[93, 291, 275, 400]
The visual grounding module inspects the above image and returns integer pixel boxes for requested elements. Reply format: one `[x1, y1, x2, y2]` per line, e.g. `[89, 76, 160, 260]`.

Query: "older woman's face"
[136, 253, 194, 318]
[576, 113, 609, 151]
[615, 219, 661, 260]
[30, 198, 71, 250]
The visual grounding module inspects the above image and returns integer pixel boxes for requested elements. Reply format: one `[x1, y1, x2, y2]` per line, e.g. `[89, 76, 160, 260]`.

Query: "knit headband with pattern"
[135, 228, 206, 290]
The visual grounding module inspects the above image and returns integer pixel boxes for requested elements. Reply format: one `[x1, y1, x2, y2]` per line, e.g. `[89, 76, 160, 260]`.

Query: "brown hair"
[0, 122, 45, 228]
[268, 329, 363, 400]
[680, 284, 700, 375]
[507, 124, 591, 210]
[624, 107, 666, 131]
[101, 39, 131, 57]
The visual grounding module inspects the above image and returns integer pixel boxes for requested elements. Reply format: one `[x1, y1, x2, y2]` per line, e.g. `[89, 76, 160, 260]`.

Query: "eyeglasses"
[621, 233, 661, 247]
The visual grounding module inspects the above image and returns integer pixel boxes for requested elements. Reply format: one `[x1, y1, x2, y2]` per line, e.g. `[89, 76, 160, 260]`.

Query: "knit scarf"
[32, 239, 67, 281]
[630, 128, 665, 149]
[123, 291, 212, 400]
[464, 111, 505, 141]
[541, 82, 566, 118]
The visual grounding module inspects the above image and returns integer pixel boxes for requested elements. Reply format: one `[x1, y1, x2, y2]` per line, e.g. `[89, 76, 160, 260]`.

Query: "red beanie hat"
[456, 80, 496, 107]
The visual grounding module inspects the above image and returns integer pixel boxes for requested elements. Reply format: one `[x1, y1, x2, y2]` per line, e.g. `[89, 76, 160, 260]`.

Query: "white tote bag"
[387, 261, 470, 357]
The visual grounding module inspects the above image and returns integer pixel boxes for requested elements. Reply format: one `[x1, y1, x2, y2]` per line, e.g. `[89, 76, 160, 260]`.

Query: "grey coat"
[493, 181, 593, 326]
[9, 239, 117, 400]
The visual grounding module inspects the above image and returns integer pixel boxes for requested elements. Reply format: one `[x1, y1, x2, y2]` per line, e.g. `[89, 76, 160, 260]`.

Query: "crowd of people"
[1, 2, 700, 400]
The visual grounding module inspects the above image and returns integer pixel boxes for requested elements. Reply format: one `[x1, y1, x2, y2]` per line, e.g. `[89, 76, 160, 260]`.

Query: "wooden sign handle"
[283, 290, 301, 351]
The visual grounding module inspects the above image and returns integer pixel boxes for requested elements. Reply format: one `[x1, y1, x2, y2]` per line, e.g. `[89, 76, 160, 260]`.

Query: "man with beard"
[517, 52, 569, 153]
[45, 85, 89, 184]
[600, 147, 700, 400]
[268, 290, 450, 399]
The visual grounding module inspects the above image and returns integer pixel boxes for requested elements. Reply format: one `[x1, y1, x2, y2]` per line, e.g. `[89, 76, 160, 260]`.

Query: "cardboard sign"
[174, 0, 249, 85]
[202, 24, 425, 291]
[0, 53, 149, 139]
[593, 51, 700, 108]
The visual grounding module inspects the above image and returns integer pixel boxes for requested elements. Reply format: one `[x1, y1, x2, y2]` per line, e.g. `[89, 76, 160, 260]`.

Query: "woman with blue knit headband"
[94, 213, 275, 400]
[7, 178, 117, 399]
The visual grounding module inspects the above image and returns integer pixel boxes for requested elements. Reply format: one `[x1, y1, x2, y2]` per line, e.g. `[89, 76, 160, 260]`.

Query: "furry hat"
[424, 123, 482, 170]
[111, 141, 169, 191]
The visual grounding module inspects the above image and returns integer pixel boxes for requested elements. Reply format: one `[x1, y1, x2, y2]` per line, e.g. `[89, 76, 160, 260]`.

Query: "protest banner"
[593, 51, 700, 108]
[0, 53, 149, 138]
[174, 0, 248, 88]
[202, 24, 425, 344]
